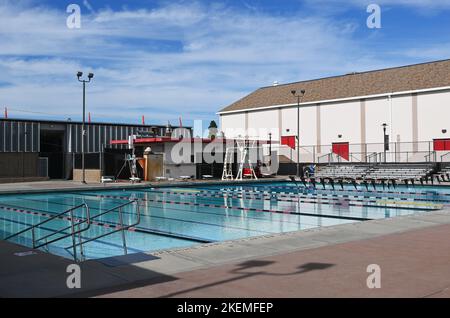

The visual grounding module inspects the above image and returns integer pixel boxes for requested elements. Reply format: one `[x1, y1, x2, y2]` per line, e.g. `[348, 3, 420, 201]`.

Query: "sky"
[1, 0, 450, 130]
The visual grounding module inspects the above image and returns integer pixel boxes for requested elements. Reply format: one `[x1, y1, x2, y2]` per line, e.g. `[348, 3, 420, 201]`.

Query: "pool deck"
[0, 178, 448, 195]
[0, 178, 291, 195]
[1, 207, 450, 297]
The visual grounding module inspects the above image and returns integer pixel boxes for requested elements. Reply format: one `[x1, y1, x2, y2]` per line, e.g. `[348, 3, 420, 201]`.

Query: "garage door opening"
[40, 130, 65, 179]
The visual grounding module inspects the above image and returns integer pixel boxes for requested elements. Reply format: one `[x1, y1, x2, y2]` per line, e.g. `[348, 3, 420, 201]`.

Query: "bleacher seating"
[315, 164, 433, 181]
[314, 165, 370, 179]
[364, 164, 433, 180]
[434, 164, 450, 182]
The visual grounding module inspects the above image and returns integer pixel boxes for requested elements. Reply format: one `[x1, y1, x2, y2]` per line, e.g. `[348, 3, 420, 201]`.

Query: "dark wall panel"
[0, 121, 4, 151]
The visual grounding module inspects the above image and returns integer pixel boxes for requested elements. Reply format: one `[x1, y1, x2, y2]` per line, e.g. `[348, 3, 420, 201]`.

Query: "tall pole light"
[291, 89, 306, 176]
[268, 132, 272, 166]
[382, 123, 388, 163]
[77, 71, 94, 184]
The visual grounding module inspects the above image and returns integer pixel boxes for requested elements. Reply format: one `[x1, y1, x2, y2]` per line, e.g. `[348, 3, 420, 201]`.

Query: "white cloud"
[306, 0, 450, 9]
[0, 1, 438, 125]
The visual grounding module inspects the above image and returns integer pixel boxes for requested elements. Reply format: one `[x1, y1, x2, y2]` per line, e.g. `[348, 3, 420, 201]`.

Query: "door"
[434, 139, 450, 151]
[281, 136, 296, 149]
[40, 130, 65, 179]
[332, 142, 350, 161]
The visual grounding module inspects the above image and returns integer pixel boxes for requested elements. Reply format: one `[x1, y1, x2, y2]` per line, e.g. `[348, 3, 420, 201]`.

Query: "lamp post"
[382, 123, 388, 163]
[77, 71, 94, 184]
[291, 89, 306, 176]
[268, 132, 272, 165]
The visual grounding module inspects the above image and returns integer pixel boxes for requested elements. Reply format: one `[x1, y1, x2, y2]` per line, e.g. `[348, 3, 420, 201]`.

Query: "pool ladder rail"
[66, 200, 141, 261]
[3, 203, 91, 262]
[3, 200, 141, 262]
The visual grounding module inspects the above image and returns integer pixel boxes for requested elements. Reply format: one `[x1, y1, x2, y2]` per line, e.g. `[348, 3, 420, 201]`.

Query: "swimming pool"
[1, 181, 449, 261]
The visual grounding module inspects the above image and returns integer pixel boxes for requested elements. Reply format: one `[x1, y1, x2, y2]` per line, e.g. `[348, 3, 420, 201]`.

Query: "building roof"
[219, 59, 450, 114]
[111, 137, 272, 145]
[0, 117, 187, 129]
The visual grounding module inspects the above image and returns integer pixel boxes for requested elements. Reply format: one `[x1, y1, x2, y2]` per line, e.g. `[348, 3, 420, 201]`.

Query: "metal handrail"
[299, 146, 314, 154]
[441, 152, 450, 162]
[365, 152, 378, 164]
[349, 153, 362, 162]
[424, 151, 436, 162]
[68, 200, 141, 258]
[3, 203, 90, 261]
[317, 153, 331, 164]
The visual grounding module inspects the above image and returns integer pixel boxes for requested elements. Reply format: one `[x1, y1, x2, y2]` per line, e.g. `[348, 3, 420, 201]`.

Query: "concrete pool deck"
[0, 178, 448, 195]
[1, 207, 450, 297]
[0, 178, 291, 195]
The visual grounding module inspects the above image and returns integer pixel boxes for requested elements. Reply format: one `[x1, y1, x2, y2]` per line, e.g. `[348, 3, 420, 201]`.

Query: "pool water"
[1, 182, 449, 260]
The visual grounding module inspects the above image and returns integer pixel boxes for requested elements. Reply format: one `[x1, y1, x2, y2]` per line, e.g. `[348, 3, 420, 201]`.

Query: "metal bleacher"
[315, 163, 434, 182]
[364, 164, 434, 181]
[434, 164, 450, 183]
[314, 165, 370, 179]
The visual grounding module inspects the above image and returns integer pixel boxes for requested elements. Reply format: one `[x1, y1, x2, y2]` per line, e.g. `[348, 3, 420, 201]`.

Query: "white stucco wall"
[220, 113, 246, 139]
[299, 105, 317, 147]
[320, 100, 360, 146]
[417, 90, 450, 142]
[365, 97, 391, 145]
[391, 94, 413, 144]
[247, 109, 279, 140]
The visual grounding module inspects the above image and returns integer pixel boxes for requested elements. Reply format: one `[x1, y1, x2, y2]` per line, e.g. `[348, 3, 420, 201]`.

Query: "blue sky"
[1, 0, 450, 130]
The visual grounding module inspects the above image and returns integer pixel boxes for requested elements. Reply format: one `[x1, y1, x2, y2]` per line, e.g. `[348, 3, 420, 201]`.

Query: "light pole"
[291, 89, 306, 176]
[268, 132, 272, 166]
[382, 123, 388, 163]
[77, 71, 94, 184]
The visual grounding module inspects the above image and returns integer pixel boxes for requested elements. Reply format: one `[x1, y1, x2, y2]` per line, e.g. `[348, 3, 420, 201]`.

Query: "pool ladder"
[3, 200, 141, 262]
[65, 200, 141, 261]
[3, 203, 91, 262]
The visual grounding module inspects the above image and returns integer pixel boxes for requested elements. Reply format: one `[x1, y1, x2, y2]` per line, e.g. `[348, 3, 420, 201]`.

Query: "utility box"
[144, 154, 164, 181]
[73, 169, 101, 183]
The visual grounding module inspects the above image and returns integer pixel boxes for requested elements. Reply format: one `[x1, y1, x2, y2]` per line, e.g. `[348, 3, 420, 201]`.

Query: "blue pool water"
[1, 182, 449, 261]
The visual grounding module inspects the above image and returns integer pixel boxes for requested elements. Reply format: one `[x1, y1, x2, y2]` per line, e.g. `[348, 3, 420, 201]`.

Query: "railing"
[277, 140, 439, 164]
[441, 152, 450, 162]
[67, 200, 141, 260]
[3, 200, 141, 262]
[317, 153, 332, 164]
[424, 151, 437, 162]
[366, 152, 378, 164]
[377, 151, 436, 163]
[349, 154, 362, 162]
[316, 150, 439, 165]
[3, 203, 91, 262]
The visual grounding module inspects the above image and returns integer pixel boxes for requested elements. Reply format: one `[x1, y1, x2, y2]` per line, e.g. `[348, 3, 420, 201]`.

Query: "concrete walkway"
[96, 222, 450, 298]
[0, 178, 288, 194]
[0, 180, 152, 194]
[2, 208, 449, 297]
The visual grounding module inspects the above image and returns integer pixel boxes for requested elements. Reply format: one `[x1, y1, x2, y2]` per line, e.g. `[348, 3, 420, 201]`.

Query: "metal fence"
[277, 141, 450, 164]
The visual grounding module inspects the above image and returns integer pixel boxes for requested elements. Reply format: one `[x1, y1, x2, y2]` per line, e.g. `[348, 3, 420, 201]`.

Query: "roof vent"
[273, 81, 279, 86]
[346, 72, 359, 75]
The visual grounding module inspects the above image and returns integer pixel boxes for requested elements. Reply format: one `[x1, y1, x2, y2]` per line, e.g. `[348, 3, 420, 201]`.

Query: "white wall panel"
[320, 100, 360, 145]
[418, 91, 450, 142]
[391, 95, 413, 143]
[220, 113, 246, 139]
[247, 109, 279, 140]
[365, 97, 391, 144]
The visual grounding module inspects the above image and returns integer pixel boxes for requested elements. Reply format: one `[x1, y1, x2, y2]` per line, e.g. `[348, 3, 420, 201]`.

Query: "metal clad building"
[0, 120, 40, 152]
[0, 118, 181, 179]
[0, 118, 170, 153]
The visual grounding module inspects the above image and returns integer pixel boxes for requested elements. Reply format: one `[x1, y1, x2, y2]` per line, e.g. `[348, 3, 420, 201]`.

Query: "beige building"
[218, 59, 450, 163]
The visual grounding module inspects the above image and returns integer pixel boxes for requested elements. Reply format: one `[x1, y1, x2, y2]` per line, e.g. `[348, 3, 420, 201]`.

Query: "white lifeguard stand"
[222, 136, 259, 181]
